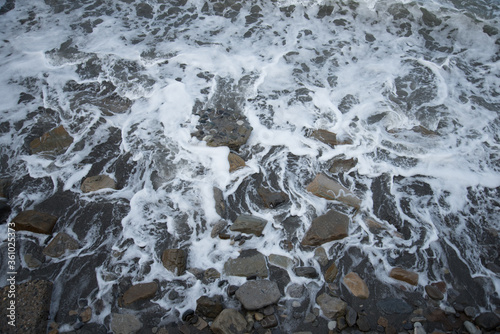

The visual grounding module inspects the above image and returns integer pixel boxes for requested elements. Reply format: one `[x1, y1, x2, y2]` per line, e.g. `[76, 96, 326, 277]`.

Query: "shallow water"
[0, 0, 499, 331]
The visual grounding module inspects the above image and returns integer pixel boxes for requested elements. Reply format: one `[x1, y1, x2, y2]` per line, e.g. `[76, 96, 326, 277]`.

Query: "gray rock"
[81, 175, 116, 193]
[161, 249, 187, 276]
[257, 187, 289, 208]
[235, 280, 281, 310]
[475, 312, 500, 331]
[43, 232, 79, 258]
[314, 247, 329, 266]
[211, 220, 228, 238]
[306, 173, 361, 208]
[230, 214, 267, 236]
[122, 282, 158, 307]
[211, 309, 247, 334]
[261, 314, 278, 328]
[376, 298, 412, 315]
[213, 187, 226, 217]
[24, 253, 42, 268]
[196, 295, 224, 319]
[316, 293, 347, 319]
[464, 321, 481, 334]
[420, 8, 442, 27]
[111, 313, 142, 334]
[136, 3, 153, 19]
[346, 305, 357, 327]
[294, 266, 319, 278]
[286, 283, 305, 298]
[464, 306, 477, 318]
[30, 125, 73, 155]
[224, 249, 268, 278]
[12, 210, 58, 234]
[324, 262, 338, 282]
[425, 285, 444, 300]
[414, 321, 426, 334]
[309, 129, 352, 147]
[268, 254, 294, 269]
[301, 209, 350, 247]
[357, 315, 370, 331]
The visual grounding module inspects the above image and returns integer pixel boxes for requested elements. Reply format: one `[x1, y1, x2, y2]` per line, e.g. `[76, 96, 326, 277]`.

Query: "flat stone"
[122, 282, 158, 306]
[376, 298, 412, 315]
[224, 249, 268, 278]
[306, 173, 361, 208]
[324, 262, 338, 282]
[425, 285, 444, 300]
[294, 266, 319, 278]
[211, 309, 248, 334]
[475, 312, 500, 331]
[228, 152, 245, 172]
[213, 187, 226, 217]
[42, 232, 79, 258]
[211, 220, 228, 238]
[235, 280, 281, 310]
[81, 175, 116, 193]
[316, 293, 347, 319]
[314, 247, 329, 266]
[346, 305, 357, 327]
[30, 125, 74, 155]
[12, 210, 58, 234]
[301, 209, 349, 247]
[0, 280, 53, 334]
[257, 187, 289, 208]
[230, 214, 267, 236]
[268, 254, 294, 269]
[342, 272, 369, 299]
[464, 320, 481, 334]
[389, 268, 419, 286]
[161, 249, 187, 276]
[261, 314, 278, 328]
[111, 313, 143, 334]
[196, 295, 224, 319]
[286, 283, 305, 298]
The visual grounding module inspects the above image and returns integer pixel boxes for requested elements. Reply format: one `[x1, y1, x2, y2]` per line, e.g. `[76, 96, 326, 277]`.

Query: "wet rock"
[309, 129, 352, 147]
[24, 253, 42, 268]
[0, 280, 53, 334]
[475, 312, 500, 331]
[301, 209, 350, 247]
[0, 178, 10, 198]
[213, 187, 226, 217]
[12, 210, 58, 234]
[357, 315, 370, 331]
[268, 254, 294, 269]
[136, 3, 153, 19]
[286, 283, 305, 298]
[196, 295, 224, 319]
[80, 306, 92, 323]
[30, 125, 74, 155]
[224, 249, 268, 278]
[235, 280, 281, 310]
[376, 298, 412, 315]
[464, 306, 477, 318]
[329, 156, 357, 174]
[324, 262, 338, 283]
[261, 314, 278, 328]
[42, 232, 79, 258]
[122, 282, 158, 307]
[203, 268, 221, 282]
[257, 187, 289, 208]
[192, 108, 253, 151]
[314, 247, 328, 266]
[464, 320, 481, 334]
[161, 249, 187, 276]
[306, 173, 361, 208]
[294, 266, 319, 279]
[81, 175, 116, 193]
[316, 293, 347, 319]
[342, 272, 369, 299]
[228, 152, 245, 172]
[346, 305, 357, 327]
[111, 313, 142, 334]
[425, 284, 444, 300]
[420, 7, 442, 27]
[337, 316, 348, 330]
[389, 267, 419, 286]
[211, 309, 247, 334]
[413, 321, 425, 334]
[211, 220, 228, 238]
[230, 214, 267, 237]
[0, 199, 9, 224]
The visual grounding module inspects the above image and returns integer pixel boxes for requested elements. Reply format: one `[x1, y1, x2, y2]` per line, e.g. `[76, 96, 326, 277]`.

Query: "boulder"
[161, 249, 187, 276]
[342, 272, 369, 299]
[196, 295, 224, 319]
[12, 210, 58, 234]
[257, 187, 289, 208]
[475, 312, 500, 331]
[316, 293, 347, 319]
[306, 173, 361, 208]
[324, 262, 338, 283]
[211, 309, 248, 334]
[42, 232, 79, 258]
[230, 214, 267, 237]
[224, 249, 268, 278]
[235, 280, 281, 310]
[228, 152, 245, 172]
[111, 313, 142, 334]
[122, 282, 158, 306]
[389, 268, 419, 286]
[81, 175, 117, 193]
[301, 209, 349, 247]
[30, 125, 74, 155]
[0, 280, 53, 334]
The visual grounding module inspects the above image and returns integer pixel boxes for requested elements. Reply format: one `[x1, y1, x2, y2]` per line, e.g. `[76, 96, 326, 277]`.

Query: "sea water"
[0, 0, 499, 331]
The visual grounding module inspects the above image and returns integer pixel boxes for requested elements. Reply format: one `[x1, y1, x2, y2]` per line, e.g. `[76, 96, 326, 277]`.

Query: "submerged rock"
[389, 267, 419, 286]
[342, 272, 369, 299]
[329, 156, 357, 174]
[12, 210, 58, 234]
[257, 187, 289, 208]
[301, 209, 349, 247]
[122, 282, 158, 307]
[230, 214, 267, 236]
[42, 232, 79, 258]
[235, 280, 281, 310]
[30, 125, 74, 155]
[228, 152, 245, 172]
[306, 173, 361, 208]
[376, 298, 413, 315]
[111, 313, 142, 334]
[211, 309, 247, 334]
[224, 249, 268, 278]
[316, 293, 347, 319]
[161, 249, 187, 276]
[81, 175, 116, 193]
[294, 266, 319, 278]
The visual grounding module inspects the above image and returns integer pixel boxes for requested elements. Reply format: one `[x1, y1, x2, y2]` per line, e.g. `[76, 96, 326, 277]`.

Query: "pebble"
[292, 301, 301, 308]
[464, 306, 477, 318]
[464, 321, 481, 334]
[328, 321, 336, 330]
[414, 322, 426, 334]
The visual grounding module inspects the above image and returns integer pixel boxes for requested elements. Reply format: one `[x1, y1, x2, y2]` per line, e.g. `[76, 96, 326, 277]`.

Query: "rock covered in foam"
[30, 125, 73, 155]
[81, 175, 117, 193]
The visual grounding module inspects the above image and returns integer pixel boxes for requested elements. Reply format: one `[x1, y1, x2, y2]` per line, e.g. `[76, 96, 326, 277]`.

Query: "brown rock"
[316, 293, 347, 319]
[425, 284, 444, 300]
[12, 210, 58, 234]
[228, 152, 245, 172]
[329, 155, 357, 174]
[324, 262, 338, 282]
[224, 249, 268, 278]
[230, 214, 267, 236]
[161, 249, 187, 275]
[342, 272, 369, 299]
[257, 187, 289, 208]
[306, 173, 361, 208]
[80, 307, 92, 323]
[196, 295, 224, 319]
[389, 268, 419, 286]
[301, 209, 349, 247]
[211, 309, 248, 334]
[309, 129, 352, 147]
[81, 175, 116, 193]
[30, 125, 74, 155]
[42, 232, 79, 258]
[213, 187, 226, 217]
[122, 282, 158, 306]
